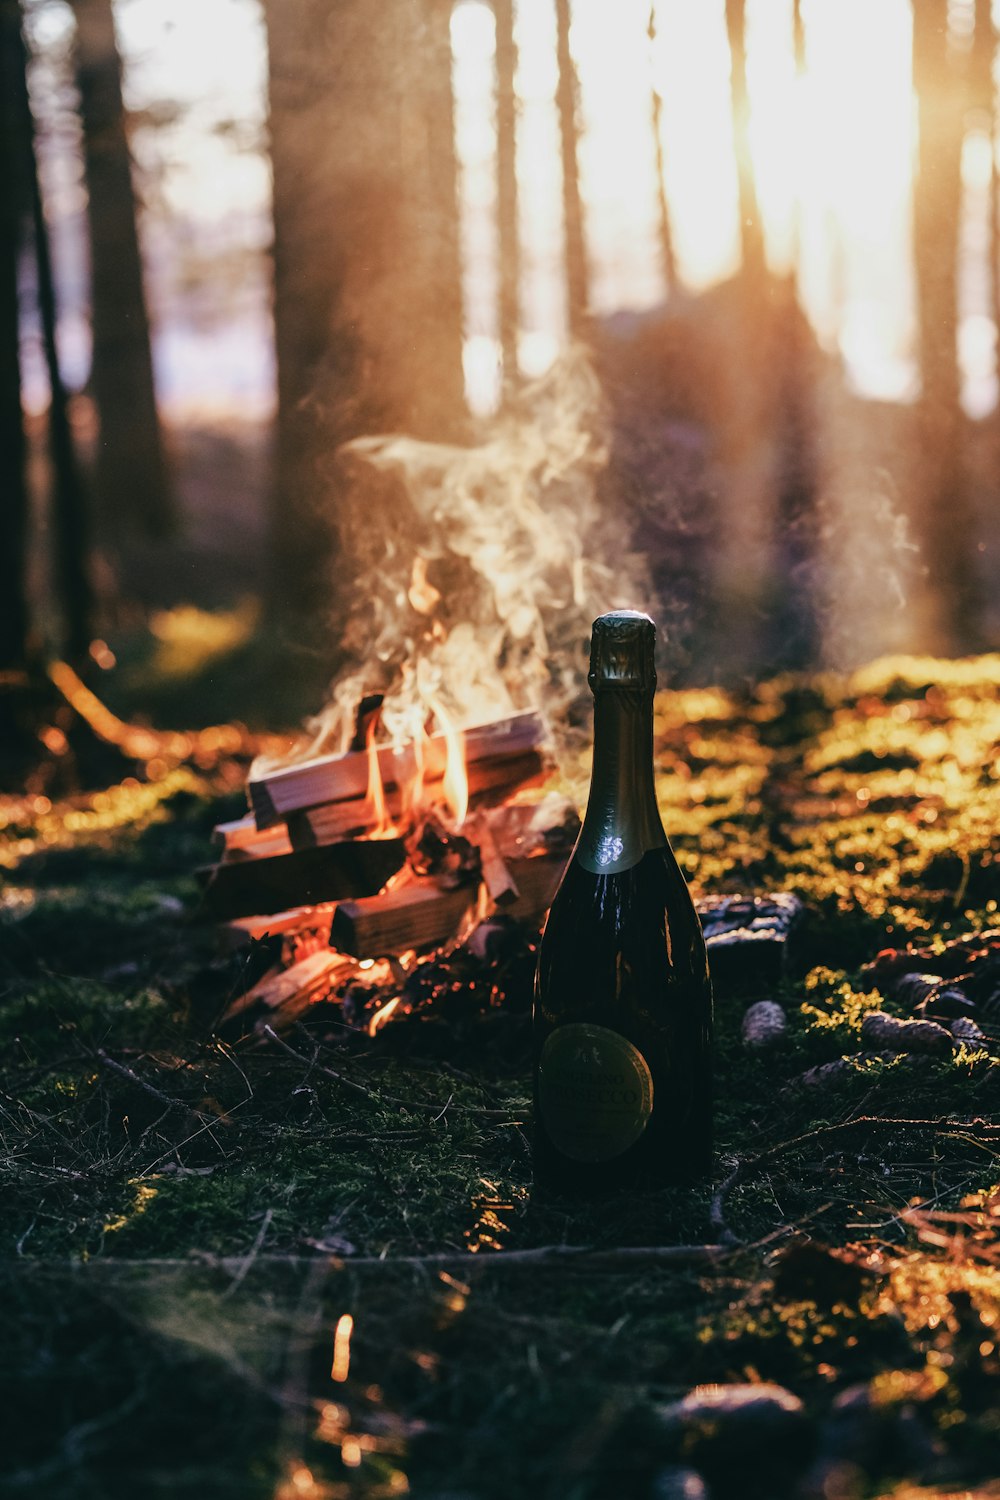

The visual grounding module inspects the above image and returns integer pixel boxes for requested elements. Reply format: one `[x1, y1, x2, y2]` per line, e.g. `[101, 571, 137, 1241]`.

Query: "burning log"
[247, 710, 545, 828]
[285, 751, 544, 849]
[198, 839, 406, 922]
[218, 905, 334, 950]
[222, 949, 347, 1024]
[469, 814, 519, 906]
[331, 852, 565, 959]
[212, 818, 293, 861]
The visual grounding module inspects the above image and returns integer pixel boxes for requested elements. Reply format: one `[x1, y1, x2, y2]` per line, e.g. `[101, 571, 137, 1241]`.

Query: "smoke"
[290, 347, 651, 761]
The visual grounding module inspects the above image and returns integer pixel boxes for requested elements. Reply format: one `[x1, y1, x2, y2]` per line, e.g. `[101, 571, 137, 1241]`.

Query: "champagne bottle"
[533, 611, 713, 1195]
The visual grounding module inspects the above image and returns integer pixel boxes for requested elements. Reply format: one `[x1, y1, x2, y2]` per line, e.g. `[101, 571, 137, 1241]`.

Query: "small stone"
[649, 1466, 710, 1500]
[741, 1000, 787, 1049]
[654, 1383, 812, 1491]
[859, 1011, 955, 1058]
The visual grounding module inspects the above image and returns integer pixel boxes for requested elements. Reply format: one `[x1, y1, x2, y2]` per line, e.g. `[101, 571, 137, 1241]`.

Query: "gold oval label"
[538, 1023, 653, 1163]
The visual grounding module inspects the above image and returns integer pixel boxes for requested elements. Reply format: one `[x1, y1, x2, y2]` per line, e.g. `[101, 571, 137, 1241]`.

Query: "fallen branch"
[63, 1244, 728, 1275]
[96, 1050, 206, 1119]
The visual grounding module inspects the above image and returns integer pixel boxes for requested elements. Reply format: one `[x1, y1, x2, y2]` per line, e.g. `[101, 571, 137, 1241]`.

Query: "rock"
[859, 1011, 955, 1058]
[654, 1383, 813, 1494]
[650, 1466, 710, 1500]
[796, 1457, 864, 1500]
[741, 1000, 787, 1049]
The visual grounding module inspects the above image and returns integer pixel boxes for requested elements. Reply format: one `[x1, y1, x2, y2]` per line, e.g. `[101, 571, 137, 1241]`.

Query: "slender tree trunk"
[725, 0, 764, 282]
[554, 0, 588, 337]
[647, 2, 677, 296]
[494, 0, 520, 380]
[264, 0, 466, 625]
[72, 0, 172, 539]
[972, 0, 1000, 340]
[912, 0, 981, 650]
[17, 10, 93, 662]
[0, 0, 30, 675]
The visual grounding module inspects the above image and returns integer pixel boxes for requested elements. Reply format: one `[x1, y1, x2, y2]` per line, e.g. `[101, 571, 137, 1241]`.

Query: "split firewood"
[330, 852, 567, 960]
[221, 949, 347, 1025]
[741, 1000, 787, 1049]
[285, 751, 545, 850]
[331, 878, 479, 958]
[197, 839, 406, 922]
[859, 1010, 955, 1058]
[248, 710, 545, 828]
[468, 814, 519, 906]
[212, 817, 293, 862]
[218, 905, 335, 951]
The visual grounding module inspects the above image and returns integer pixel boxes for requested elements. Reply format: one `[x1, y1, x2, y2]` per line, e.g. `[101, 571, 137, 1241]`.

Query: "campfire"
[200, 697, 803, 1038]
[202, 701, 583, 1034]
[196, 357, 803, 1037]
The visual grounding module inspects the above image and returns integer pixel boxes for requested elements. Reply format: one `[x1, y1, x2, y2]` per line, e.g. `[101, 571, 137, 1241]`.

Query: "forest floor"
[2, 647, 1000, 1499]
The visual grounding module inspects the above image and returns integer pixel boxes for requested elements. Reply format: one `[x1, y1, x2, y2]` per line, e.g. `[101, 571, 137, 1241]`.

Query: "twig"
[709, 1159, 744, 1247]
[261, 1026, 520, 1122]
[224, 1207, 275, 1297]
[95, 1050, 205, 1119]
[705, 1115, 1000, 1243]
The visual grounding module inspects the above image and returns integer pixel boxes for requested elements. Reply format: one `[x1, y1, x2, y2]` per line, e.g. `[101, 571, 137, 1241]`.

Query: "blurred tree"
[17, 3, 93, 662]
[495, 0, 520, 383]
[912, 0, 982, 649]
[647, 2, 677, 295]
[0, 0, 30, 677]
[264, 0, 466, 625]
[72, 0, 173, 541]
[554, 0, 588, 337]
[971, 0, 999, 337]
[725, 0, 764, 282]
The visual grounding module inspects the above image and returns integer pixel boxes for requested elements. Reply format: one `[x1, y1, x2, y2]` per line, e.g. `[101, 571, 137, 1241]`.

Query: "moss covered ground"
[2, 653, 999, 1498]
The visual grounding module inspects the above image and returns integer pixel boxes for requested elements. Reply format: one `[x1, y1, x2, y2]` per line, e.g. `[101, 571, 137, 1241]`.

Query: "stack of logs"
[199, 711, 578, 1027]
[198, 708, 810, 1034]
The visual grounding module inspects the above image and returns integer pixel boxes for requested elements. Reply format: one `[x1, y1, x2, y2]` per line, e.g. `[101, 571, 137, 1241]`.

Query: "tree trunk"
[912, 0, 981, 649]
[17, 7, 93, 662]
[264, 0, 466, 626]
[72, 0, 173, 539]
[0, 0, 30, 675]
[972, 0, 1000, 338]
[494, 0, 520, 381]
[725, 0, 764, 282]
[647, 3, 677, 296]
[554, 0, 588, 337]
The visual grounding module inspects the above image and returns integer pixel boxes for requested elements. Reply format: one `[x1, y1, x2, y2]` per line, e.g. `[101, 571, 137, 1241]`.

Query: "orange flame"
[427, 696, 468, 828]
[367, 996, 400, 1037]
[364, 720, 396, 838]
[330, 1313, 354, 1382]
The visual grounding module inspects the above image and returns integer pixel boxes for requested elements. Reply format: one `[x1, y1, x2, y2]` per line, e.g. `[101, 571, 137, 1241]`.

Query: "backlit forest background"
[4, 0, 998, 732]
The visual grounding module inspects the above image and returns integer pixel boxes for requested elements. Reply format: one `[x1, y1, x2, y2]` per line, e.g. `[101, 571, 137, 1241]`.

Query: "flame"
[364, 720, 396, 838]
[330, 1313, 354, 1382]
[407, 556, 441, 616]
[367, 996, 400, 1037]
[427, 695, 468, 829]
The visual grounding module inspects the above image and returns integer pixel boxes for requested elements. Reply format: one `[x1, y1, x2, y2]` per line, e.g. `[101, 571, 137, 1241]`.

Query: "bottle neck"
[576, 688, 666, 875]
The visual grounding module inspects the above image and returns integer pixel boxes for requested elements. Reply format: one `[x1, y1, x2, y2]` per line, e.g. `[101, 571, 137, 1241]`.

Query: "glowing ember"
[330, 1313, 354, 1382]
[367, 997, 401, 1037]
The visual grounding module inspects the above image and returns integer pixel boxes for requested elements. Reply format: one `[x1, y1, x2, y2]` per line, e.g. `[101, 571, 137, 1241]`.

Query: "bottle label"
[538, 1023, 654, 1163]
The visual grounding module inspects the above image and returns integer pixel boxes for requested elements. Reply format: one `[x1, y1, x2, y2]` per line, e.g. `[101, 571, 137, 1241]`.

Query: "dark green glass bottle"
[533, 611, 713, 1195]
